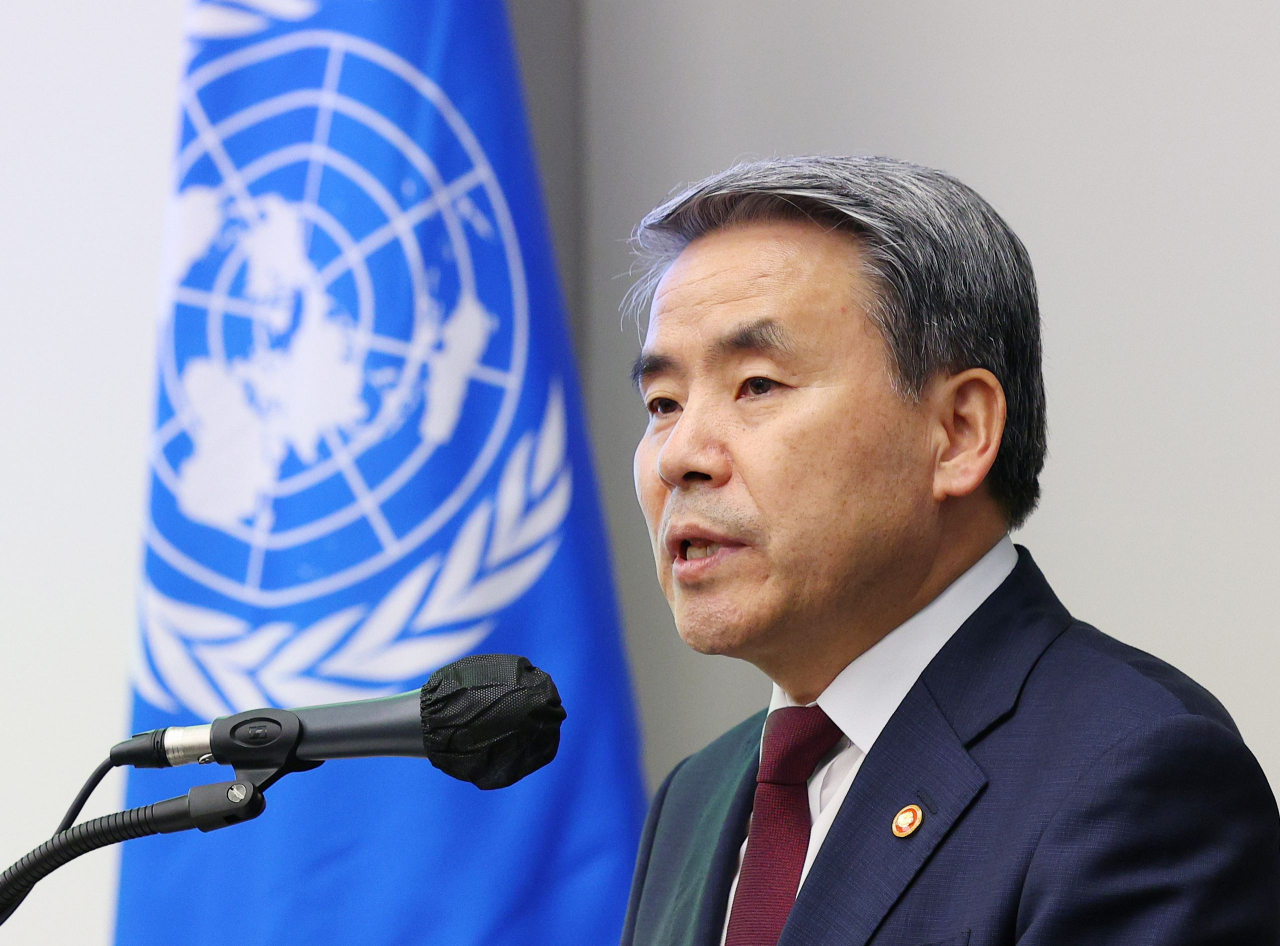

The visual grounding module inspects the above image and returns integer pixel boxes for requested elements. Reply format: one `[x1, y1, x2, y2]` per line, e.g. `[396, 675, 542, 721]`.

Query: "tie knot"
[757, 705, 843, 786]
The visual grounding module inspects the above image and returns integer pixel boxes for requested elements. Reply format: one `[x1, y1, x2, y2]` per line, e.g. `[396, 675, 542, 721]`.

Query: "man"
[620, 156, 1279, 946]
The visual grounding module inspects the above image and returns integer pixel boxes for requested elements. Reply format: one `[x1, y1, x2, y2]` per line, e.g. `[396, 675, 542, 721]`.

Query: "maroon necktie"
[724, 705, 844, 946]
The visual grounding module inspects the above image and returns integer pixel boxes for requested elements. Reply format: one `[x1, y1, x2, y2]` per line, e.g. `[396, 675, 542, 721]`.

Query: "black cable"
[56, 757, 117, 835]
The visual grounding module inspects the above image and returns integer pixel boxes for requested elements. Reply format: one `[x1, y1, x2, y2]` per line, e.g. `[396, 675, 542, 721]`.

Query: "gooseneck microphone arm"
[1, 716, 298, 926]
[0, 779, 266, 923]
[0, 654, 566, 928]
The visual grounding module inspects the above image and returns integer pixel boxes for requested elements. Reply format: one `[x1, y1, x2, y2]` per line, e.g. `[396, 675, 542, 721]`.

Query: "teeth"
[685, 542, 722, 561]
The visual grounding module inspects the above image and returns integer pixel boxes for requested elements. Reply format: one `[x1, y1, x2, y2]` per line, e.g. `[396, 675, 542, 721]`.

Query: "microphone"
[111, 654, 566, 790]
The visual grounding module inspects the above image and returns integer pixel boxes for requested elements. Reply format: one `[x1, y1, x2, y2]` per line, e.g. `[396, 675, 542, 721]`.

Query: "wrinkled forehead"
[651, 220, 834, 306]
[640, 220, 873, 356]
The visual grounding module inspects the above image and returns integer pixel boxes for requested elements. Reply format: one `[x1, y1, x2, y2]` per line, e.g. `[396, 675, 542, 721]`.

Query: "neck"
[766, 502, 1008, 704]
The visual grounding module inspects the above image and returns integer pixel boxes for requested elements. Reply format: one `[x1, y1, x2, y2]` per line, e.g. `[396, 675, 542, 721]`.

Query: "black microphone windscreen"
[419, 654, 566, 790]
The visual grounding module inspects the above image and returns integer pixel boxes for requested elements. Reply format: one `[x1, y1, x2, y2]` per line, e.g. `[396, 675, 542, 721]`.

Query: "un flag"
[118, 3, 646, 944]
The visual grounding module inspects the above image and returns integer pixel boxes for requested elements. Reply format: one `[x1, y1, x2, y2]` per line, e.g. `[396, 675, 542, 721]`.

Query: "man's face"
[632, 219, 937, 671]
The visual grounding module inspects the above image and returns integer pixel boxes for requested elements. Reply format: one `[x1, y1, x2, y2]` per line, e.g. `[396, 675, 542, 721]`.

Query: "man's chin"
[673, 612, 767, 659]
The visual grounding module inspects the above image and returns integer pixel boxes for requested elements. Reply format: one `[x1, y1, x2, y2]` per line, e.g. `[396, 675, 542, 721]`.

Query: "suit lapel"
[780, 682, 987, 946]
[690, 742, 759, 946]
[778, 548, 1070, 946]
[653, 550, 1069, 946]
[646, 714, 761, 946]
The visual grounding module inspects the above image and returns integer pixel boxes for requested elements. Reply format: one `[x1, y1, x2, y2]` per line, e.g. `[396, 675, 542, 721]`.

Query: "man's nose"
[655, 402, 731, 489]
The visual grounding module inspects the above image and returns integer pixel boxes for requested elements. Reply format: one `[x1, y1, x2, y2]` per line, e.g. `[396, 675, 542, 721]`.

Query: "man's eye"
[646, 396, 679, 416]
[740, 377, 778, 397]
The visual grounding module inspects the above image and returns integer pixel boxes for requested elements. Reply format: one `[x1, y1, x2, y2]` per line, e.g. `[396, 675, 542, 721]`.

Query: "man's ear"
[929, 368, 1006, 502]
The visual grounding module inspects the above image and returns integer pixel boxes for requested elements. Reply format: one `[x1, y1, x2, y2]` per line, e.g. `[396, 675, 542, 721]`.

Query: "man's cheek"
[632, 442, 652, 507]
[633, 461, 663, 533]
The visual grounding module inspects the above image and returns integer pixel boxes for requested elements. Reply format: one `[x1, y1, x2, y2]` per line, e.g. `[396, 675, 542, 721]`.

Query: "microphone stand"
[0, 708, 318, 926]
[1, 654, 566, 927]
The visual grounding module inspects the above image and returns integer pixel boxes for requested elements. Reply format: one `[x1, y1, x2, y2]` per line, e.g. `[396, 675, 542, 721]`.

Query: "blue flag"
[118, 3, 645, 943]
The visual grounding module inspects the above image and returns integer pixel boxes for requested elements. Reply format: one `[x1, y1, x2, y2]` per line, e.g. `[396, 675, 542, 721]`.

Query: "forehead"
[642, 219, 872, 353]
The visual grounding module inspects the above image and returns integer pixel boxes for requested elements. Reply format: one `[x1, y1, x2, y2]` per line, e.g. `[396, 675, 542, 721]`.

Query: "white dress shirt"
[720, 536, 1019, 944]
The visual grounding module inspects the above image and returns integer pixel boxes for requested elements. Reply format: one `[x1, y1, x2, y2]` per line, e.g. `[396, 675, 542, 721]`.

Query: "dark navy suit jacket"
[622, 549, 1280, 946]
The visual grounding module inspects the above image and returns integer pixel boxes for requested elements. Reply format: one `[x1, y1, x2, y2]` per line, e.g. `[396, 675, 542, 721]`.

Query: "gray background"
[519, 0, 1280, 789]
[1, 1, 1276, 942]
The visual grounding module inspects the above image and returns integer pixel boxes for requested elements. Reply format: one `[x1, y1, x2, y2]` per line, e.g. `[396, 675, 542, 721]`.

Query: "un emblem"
[137, 30, 571, 720]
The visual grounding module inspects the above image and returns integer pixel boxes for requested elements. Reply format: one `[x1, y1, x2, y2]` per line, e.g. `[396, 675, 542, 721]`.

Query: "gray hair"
[626, 155, 1047, 528]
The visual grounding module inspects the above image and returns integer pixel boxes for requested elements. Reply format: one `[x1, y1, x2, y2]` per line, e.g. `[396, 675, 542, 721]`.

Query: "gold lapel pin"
[892, 804, 924, 838]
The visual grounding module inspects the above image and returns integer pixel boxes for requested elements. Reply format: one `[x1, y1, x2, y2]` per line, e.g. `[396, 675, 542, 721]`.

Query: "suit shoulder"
[1029, 620, 1239, 736]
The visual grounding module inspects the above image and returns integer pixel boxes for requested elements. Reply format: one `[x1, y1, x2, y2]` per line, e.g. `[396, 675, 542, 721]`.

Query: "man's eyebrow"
[631, 351, 678, 389]
[630, 319, 799, 389]
[714, 318, 798, 359]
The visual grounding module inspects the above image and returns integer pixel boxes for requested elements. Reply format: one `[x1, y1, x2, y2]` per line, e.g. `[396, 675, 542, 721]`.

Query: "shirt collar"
[768, 535, 1018, 756]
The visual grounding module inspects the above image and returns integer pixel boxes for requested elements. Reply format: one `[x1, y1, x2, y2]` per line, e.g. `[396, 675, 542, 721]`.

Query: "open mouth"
[680, 539, 723, 561]
[665, 525, 747, 577]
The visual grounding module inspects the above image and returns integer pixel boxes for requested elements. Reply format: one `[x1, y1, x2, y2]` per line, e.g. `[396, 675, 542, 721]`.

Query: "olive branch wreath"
[135, 382, 572, 721]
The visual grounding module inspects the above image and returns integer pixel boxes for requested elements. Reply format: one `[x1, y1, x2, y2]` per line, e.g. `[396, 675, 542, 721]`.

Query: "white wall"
[0, 3, 184, 944]
[580, 1, 1280, 788]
